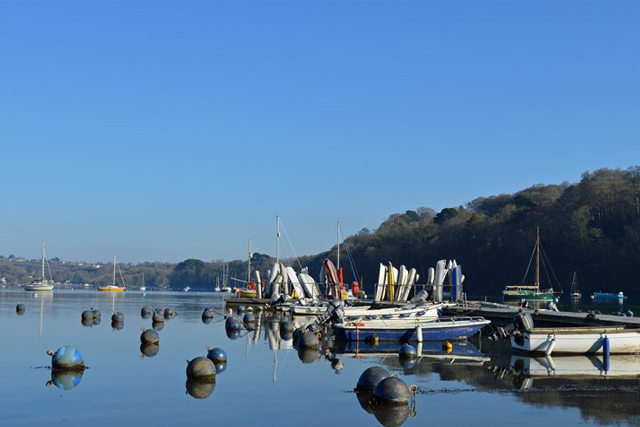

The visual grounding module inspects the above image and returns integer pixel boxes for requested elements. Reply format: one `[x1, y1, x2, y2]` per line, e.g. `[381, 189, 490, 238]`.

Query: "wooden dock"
[448, 301, 640, 327]
[224, 297, 271, 308]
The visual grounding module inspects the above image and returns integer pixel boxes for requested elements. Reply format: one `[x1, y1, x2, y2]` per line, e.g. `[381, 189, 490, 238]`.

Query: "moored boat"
[510, 326, 640, 354]
[591, 291, 627, 300]
[333, 316, 490, 342]
[24, 242, 54, 292]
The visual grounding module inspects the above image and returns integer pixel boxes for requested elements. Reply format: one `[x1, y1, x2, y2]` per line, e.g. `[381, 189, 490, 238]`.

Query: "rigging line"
[279, 218, 303, 270]
[44, 246, 53, 281]
[521, 242, 537, 285]
[540, 243, 563, 292]
[117, 262, 127, 287]
[339, 224, 359, 282]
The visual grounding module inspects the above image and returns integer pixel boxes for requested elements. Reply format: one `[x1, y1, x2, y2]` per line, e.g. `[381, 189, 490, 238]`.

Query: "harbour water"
[1, 290, 639, 426]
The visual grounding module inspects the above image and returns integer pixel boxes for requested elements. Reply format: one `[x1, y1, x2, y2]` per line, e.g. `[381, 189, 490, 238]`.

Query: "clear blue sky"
[1, 0, 638, 263]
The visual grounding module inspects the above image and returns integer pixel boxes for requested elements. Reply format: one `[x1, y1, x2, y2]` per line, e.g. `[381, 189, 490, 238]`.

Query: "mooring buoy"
[47, 346, 85, 371]
[206, 347, 227, 364]
[141, 327, 160, 344]
[186, 357, 216, 381]
[356, 366, 390, 392]
[372, 377, 410, 405]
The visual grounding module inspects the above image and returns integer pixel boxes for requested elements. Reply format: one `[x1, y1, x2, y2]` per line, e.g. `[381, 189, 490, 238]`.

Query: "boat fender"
[140, 327, 160, 344]
[443, 341, 453, 353]
[356, 366, 390, 392]
[186, 357, 216, 381]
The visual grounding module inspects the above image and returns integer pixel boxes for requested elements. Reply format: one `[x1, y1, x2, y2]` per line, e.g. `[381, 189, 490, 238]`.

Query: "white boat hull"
[511, 354, 640, 378]
[511, 327, 640, 354]
[24, 284, 54, 291]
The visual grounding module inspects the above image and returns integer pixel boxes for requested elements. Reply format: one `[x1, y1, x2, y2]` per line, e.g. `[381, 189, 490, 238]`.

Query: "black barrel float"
[299, 331, 319, 349]
[16, 304, 25, 313]
[91, 308, 101, 318]
[186, 379, 216, 399]
[206, 347, 227, 364]
[81, 310, 95, 320]
[202, 308, 214, 319]
[236, 305, 246, 314]
[297, 347, 318, 364]
[164, 308, 175, 319]
[152, 312, 164, 323]
[47, 346, 85, 371]
[292, 328, 304, 345]
[186, 357, 216, 381]
[141, 306, 153, 318]
[398, 344, 417, 360]
[140, 343, 159, 358]
[111, 312, 124, 322]
[225, 317, 242, 331]
[372, 377, 410, 405]
[356, 366, 390, 392]
[140, 327, 160, 345]
[111, 321, 124, 331]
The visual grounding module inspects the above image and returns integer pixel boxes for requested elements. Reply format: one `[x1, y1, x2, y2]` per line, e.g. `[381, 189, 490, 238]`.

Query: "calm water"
[1, 290, 639, 426]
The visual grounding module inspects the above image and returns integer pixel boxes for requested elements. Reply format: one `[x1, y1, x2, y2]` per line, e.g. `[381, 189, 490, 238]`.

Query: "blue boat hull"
[333, 323, 486, 342]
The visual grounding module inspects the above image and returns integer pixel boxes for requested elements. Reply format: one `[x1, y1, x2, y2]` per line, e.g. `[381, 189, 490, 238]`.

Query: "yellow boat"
[238, 289, 257, 298]
[98, 285, 125, 292]
[98, 255, 126, 292]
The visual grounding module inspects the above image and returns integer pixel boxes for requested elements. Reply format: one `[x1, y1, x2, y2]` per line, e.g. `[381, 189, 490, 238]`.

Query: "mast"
[276, 215, 280, 265]
[113, 255, 117, 286]
[247, 239, 252, 284]
[41, 241, 45, 280]
[535, 227, 540, 291]
[336, 221, 340, 271]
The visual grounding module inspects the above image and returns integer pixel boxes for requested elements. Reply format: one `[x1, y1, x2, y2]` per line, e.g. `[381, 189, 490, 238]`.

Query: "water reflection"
[355, 392, 414, 427]
[185, 379, 215, 399]
[46, 370, 84, 391]
[140, 343, 160, 358]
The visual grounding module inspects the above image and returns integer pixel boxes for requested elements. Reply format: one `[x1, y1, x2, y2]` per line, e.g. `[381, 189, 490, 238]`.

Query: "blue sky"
[1, 0, 638, 263]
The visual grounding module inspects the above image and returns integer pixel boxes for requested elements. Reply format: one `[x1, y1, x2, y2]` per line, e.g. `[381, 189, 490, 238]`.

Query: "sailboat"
[501, 228, 559, 302]
[98, 256, 126, 291]
[24, 242, 54, 291]
[570, 271, 581, 299]
[238, 239, 258, 298]
[140, 272, 146, 291]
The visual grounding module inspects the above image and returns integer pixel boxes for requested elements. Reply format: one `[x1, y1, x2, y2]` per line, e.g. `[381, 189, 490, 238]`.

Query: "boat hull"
[333, 318, 489, 342]
[502, 292, 554, 302]
[511, 327, 640, 354]
[24, 285, 54, 291]
[98, 286, 125, 292]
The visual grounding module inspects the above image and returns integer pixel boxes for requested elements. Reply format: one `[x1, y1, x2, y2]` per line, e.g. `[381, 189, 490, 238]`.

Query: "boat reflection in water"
[46, 370, 84, 391]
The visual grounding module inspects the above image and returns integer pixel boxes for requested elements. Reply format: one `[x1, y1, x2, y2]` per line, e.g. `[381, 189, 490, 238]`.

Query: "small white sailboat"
[139, 272, 146, 291]
[570, 271, 581, 299]
[24, 242, 54, 292]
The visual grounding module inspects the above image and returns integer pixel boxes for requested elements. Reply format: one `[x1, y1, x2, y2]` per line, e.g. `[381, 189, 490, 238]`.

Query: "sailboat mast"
[113, 255, 117, 286]
[336, 221, 340, 271]
[41, 241, 45, 280]
[535, 227, 540, 291]
[276, 215, 280, 265]
[247, 239, 252, 284]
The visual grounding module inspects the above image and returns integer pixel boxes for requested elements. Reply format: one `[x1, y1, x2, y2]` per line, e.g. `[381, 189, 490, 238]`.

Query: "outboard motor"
[488, 311, 534, 341]
[310, 300, 345, 330]
[545, 301, 559, 312]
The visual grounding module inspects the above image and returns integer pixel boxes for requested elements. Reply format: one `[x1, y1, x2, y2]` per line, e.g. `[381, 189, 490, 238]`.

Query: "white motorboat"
[511, 326, 640, 354]
[510, 354, 640, 378]
[24, 242, 54, 292]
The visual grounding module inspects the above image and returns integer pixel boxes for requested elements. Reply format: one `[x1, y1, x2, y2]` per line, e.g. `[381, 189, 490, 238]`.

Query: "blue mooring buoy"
[225, 317, 242, 331]
[48, 346, 85, 371]
[206, 347, 227, 364]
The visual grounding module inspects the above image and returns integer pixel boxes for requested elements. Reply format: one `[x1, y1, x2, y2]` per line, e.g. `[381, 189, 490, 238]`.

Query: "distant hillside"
[3, 166, 638, 296]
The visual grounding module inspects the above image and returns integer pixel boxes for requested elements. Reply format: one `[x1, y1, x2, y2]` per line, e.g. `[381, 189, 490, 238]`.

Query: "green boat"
[501, 228, 561, 303]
